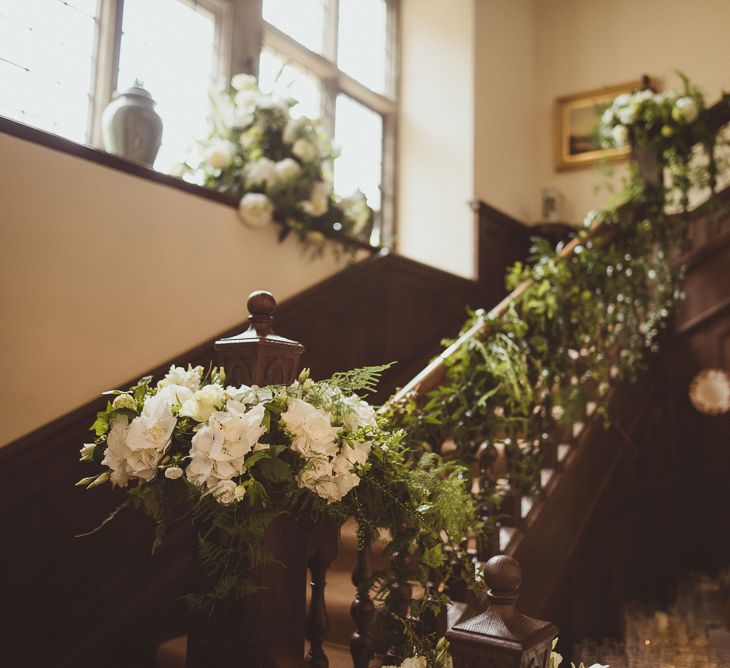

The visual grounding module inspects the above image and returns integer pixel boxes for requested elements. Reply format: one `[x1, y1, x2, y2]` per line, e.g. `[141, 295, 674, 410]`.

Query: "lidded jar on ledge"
[101, 80, 163, 166]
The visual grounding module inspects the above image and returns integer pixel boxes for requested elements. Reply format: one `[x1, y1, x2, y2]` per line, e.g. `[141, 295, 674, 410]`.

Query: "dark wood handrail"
[386, 93, 730, 409]
[387, 220, 604, 405]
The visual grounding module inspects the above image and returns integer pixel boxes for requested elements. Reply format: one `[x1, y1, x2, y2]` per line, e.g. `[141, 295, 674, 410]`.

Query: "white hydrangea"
[281, 397, 340, 458]
[102, 391, 177, 487]
[158, 365, 203, 392]
[186, 401, 267, 493]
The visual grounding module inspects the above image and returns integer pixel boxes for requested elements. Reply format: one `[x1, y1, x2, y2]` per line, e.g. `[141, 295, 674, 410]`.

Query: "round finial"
[485, 555, 521, 603]
[247, 290, 276, 317]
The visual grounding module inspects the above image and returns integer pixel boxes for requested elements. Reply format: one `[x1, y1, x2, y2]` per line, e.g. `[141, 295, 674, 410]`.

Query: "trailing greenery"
[390, 76, 729, 554]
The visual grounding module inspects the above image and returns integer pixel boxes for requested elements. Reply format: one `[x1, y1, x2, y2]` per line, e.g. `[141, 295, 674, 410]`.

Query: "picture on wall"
[554, 79, 647, 171]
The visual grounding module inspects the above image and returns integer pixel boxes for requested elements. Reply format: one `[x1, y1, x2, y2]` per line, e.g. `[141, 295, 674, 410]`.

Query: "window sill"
[0, 115, 380, 253]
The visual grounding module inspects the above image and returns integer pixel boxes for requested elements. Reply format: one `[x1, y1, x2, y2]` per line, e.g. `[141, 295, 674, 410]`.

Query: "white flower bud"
[164, 466, 183, 480]
[112, 394, 137, 411]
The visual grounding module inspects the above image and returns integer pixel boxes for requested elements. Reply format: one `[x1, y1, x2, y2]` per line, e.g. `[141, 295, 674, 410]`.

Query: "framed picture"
[554, 79, 644, 171]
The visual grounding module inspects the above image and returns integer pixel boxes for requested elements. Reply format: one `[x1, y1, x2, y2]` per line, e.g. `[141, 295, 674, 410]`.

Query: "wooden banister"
[387, 218, 606, 406]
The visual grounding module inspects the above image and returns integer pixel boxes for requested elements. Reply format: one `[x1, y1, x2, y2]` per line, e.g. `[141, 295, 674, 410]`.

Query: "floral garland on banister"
[173, 73, 374, 257]
[390, 76, 729, 556]
[78, 363, 477, 664]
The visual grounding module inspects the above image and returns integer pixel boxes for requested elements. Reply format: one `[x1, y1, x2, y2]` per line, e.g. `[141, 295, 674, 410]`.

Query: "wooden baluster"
[306, 541, 338, 668]
[447, 555, 558, 667]
[350, 529, 374, 668]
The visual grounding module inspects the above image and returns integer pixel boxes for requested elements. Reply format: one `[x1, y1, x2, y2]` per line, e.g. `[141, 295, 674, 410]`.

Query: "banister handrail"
[386, 220, 605, 406]
[386, 93, 730, 411]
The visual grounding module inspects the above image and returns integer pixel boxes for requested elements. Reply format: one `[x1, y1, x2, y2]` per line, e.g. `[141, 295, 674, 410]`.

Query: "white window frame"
[261, 0, 399, 245]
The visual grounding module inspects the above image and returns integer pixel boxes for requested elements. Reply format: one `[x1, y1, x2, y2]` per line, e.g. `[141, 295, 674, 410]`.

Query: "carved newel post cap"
[446, 555, 558, 668]
[486, 555, 521, 604]
[214, 290, 305, 387]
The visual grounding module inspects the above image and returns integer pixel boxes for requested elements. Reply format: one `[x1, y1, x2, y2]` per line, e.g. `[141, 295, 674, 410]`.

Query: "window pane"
[259, 48, 322, 120]
[337, 0, 388, 94]
[0, 0, 97, 142]
[334, 94, 382, 211]
[117, 0, 216, 171]
[262, 0, 327, 54]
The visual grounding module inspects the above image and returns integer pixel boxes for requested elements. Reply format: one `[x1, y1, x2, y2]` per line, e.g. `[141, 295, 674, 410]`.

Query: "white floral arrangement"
[80, 364, 377, 505]
[597, 76, 704, 150]
[78, 363, 478, 663]
[174, 73, 373, 253]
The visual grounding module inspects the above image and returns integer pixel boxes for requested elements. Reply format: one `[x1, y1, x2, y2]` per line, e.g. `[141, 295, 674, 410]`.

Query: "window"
[0, 0, 398, 243]
[261, 0, 397, 244]
[0, 0, 223, 167]
[0, 0, 98, 142]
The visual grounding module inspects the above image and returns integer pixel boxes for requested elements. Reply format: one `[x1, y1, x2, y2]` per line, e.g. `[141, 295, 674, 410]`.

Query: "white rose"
[600, 108, 615, 125]
[211, 479, 245, 505]
[673, 96, 699, 123]
[204, 141, 235, 169]
[298, 181, 330, 217]
[231, 72, 258, 91]
[180, 383, 227, 422]
[611, 124, 629, 147]
[274, 158, 302, 184]
[238, 193, 274, 228]
[164, 466, 183, 479]
[614, 93, 631, 107]
[292, 138, 318, 163]
[244, 157, 277, 190]
[281, 397, 341, 458]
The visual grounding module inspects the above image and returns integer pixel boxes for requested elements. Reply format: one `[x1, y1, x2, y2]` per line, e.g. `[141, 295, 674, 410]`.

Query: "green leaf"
[257, 458, 292, 483]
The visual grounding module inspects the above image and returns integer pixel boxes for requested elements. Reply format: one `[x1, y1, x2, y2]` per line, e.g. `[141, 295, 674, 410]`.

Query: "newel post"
[187, 291, 313, 668]
[215, 289, 304, 386]
[446, 555, 558, 668]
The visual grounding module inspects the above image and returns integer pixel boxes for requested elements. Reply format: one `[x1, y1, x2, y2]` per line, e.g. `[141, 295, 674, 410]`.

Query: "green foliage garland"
[391, 76, 729, 552]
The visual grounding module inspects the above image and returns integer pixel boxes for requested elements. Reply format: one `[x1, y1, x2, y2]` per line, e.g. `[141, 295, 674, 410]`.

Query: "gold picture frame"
[555, 80, 644, 171]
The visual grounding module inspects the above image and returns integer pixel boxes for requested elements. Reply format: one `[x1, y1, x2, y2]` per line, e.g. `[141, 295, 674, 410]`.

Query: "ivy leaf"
[257, 458, 292, 483]
[422, 543, 444, 568]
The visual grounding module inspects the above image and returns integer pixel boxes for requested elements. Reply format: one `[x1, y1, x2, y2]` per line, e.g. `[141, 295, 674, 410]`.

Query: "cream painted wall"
[397, 0, 475, 279]
[535, 0, 730, 224]
[0, 133, 346, 445]
[473, 0, 538, 224]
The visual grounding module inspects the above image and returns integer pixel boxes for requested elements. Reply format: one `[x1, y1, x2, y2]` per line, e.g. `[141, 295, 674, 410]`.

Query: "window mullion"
[230, 0, 263, 77]
[89, 0, 124, 146]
